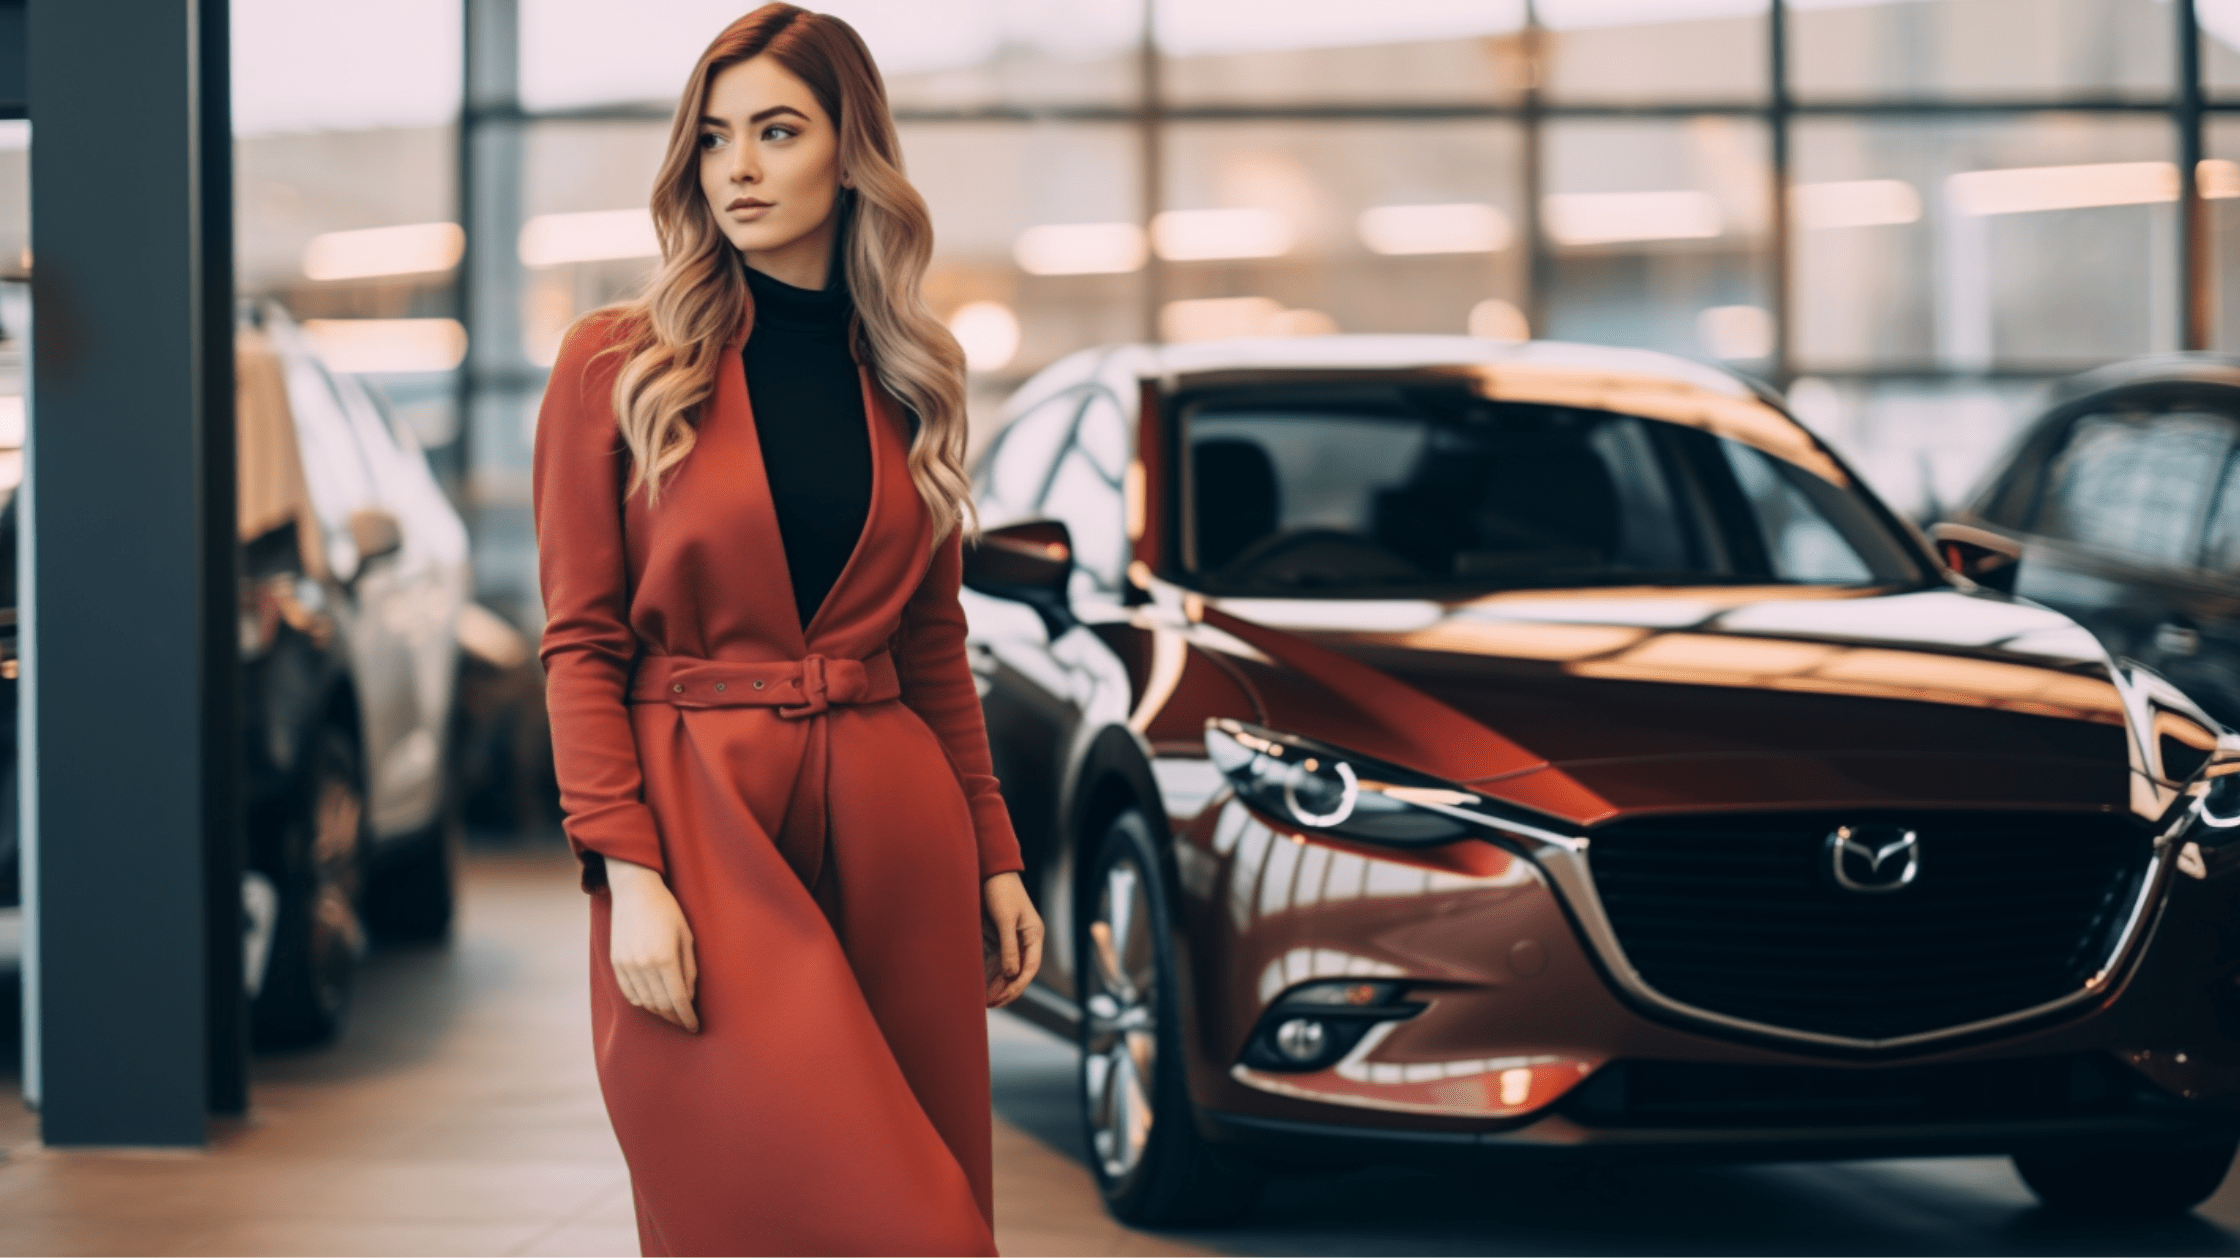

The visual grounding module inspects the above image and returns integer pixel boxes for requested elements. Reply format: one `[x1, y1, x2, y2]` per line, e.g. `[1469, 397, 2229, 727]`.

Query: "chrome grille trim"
[1411, 796, 2177, 1052]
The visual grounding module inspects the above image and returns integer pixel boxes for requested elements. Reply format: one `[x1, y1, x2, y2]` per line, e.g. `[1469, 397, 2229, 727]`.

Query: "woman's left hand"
[982, 872, 1044, 1007]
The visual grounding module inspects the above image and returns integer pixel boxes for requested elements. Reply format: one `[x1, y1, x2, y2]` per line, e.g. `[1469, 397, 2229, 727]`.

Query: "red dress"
[533, 311, 1020, 1256]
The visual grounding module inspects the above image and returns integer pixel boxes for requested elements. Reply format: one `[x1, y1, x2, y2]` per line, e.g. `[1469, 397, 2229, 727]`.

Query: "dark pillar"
[26, 0, 233, 1145]
[199, 0, 246, 1118]
[1519, 3, 1547, 340]
[2179, 0, 2210, 352]
[458, 0, 524, 502]
[1768, 0, 1794, 386]
[1137, 0, 1164, 344]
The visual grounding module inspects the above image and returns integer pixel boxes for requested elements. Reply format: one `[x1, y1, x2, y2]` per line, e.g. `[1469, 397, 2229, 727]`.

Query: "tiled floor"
[0, 851, 1198, 1257]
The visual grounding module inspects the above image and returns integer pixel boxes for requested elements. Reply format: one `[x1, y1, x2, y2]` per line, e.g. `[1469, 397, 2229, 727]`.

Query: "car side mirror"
[348, 507, 404, 567]
[964, 520, 1077, 637]
[1929, 522, 2021, 595]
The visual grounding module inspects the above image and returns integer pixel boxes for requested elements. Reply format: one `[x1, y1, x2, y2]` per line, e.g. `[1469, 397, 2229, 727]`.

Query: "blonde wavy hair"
[604, 3, 973, 545]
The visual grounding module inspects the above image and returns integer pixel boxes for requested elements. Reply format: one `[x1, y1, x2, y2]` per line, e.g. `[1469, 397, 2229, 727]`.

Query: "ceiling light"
[1543, 190, 1721, 246]
[518, 208, 660, 267]
[1358, 203, 1512, 255]
[1698, 305, 1773, 361]
[301, 222, 463, 281]
[301, 319, 468, 374]
[1792, 179, 1921, 229]
[948, 301, 1021, 373]
[1468, 298, 1530, 341]
[1151, 208, 1294, 262]
[1013, 222, 1148, 275]
[1949, 162, 2176, 216]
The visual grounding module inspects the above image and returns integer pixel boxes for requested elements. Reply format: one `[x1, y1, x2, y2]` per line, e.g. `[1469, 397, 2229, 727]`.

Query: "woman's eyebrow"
[748, 105, 810, 125]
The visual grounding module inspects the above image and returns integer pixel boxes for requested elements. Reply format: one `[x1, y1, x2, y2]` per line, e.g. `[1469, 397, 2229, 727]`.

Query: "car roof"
[1146, 334, 1759, 396]
[1004, 335, 1767, 418]
[2047, 352, 2240, 409]
[1001, 334, 1839, 484]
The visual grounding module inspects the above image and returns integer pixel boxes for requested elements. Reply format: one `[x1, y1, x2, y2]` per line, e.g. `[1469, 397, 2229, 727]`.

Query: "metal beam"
[483, 95, 2210, 130]
[26, 0, 229, 1145]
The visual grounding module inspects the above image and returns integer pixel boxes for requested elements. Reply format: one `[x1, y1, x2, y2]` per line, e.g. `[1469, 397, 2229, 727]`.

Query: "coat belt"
[629, 651, 900, 717]
[627, 650, 901, 892]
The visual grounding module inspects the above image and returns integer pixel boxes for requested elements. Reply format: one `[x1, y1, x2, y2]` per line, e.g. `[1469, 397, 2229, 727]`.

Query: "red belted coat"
[533, 310, 1021, 1256]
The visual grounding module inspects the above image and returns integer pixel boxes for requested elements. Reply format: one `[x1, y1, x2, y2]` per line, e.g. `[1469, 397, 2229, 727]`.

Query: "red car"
[960, 336, 2240, 1224]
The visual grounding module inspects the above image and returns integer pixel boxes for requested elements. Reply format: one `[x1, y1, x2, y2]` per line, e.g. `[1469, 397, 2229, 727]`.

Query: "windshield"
[1176, 382, 1922, 596]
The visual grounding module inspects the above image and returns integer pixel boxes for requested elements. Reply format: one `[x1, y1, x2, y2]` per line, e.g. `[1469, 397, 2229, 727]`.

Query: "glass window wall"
[354, 0, 2240, 606]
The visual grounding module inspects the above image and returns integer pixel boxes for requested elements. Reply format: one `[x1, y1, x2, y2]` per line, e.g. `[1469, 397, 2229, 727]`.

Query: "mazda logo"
[1826, 825, 1920, 893]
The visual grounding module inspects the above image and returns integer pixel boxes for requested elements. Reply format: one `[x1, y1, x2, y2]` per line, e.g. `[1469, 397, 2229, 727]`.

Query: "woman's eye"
[697, 132, 726, 151]
[761, 125, 797, 142]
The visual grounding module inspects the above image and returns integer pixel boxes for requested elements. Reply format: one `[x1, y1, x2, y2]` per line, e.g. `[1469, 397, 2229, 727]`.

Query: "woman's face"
[698, 55, 843, 285]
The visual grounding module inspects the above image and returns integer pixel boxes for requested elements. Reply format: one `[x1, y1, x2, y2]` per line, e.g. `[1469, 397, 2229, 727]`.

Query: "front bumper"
[1173, 795, 2240, 1157]
[1201, 1100, 2240, 1167]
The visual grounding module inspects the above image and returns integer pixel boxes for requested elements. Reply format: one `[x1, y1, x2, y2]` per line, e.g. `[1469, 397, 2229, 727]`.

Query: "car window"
[1724, 442, 1873, 583]
[1040, 445, 1126, 591]
[979, 390, 1084, 520]
[279, 351, 378, 574]
[2199, 450, 2240, 575]
[1176, 383, 1916, 596]
[2036, 410, 2237, 568]
[1073, 392, 1128, 482]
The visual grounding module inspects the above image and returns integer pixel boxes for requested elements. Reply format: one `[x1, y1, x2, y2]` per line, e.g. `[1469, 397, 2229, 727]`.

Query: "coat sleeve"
[894, 529, 1025, 881]
[532, 316, 665, 890]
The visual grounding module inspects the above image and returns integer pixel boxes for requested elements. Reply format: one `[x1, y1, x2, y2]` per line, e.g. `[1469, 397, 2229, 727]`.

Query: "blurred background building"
[10, 0, 2239, 638]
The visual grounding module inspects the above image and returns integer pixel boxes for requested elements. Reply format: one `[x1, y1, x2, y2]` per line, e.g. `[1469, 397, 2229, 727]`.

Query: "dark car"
[0, 301, 479, 1047]
[1938, 354, 2240, 733]
[960, 335, 2240, 1226]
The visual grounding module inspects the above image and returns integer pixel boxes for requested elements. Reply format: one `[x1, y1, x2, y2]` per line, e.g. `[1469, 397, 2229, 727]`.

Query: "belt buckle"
[781, 654, 830, 718]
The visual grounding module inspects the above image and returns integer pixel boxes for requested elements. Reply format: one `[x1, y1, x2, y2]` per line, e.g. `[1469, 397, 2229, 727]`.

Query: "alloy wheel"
[1083, 856, 1158, 1182]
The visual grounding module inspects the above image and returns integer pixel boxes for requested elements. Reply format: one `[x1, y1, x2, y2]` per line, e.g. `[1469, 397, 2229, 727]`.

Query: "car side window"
[979, 390, 1085, 521]
[1721, 441, 1873, 583]
[1038, 392, 1129, 591]
[2199, 450, 2240, 575]
[2036, 410, 2237, 568]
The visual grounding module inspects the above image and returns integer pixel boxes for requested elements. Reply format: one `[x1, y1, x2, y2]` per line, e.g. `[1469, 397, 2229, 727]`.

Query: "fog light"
[1241, 982, 1427, 1073]
[1274, 1017, 1328, 1064]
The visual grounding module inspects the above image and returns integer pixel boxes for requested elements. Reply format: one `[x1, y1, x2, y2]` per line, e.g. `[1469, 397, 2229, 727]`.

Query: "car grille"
[1560, 1055, 2144, 1128]
[1586, 812, 2154, 1042]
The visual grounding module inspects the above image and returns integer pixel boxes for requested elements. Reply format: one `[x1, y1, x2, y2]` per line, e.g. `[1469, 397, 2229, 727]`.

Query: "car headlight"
[1205, 718, 1487, 847]
[2197, 771, 2240, 831]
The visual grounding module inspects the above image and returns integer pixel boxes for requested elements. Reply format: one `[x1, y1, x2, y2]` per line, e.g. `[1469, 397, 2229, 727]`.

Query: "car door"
[2009, 403, 2240, 708]
[2168, 447, 2240, 728]
[328, 368, 469, 841]
[272, 322, 459, 843]
[966, 382, 1137, 946]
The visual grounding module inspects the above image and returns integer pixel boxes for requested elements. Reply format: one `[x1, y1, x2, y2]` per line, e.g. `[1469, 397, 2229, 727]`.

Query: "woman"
[532, 6, 1044, 1254]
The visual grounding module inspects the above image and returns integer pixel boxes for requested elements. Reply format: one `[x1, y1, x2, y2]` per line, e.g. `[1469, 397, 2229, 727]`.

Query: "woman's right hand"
[604, 857, 700, 1033]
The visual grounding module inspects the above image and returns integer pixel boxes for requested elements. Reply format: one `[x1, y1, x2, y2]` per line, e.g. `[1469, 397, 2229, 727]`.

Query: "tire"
[2014, 1138, 2240, 1217]
[362, 822, 456, 944]
[252, 725, 367, 1047]
[1077, 808, 1262, 1227]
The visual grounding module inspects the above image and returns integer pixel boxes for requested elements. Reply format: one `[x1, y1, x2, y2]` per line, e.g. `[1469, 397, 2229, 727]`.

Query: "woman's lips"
[727, 197, 772, 214]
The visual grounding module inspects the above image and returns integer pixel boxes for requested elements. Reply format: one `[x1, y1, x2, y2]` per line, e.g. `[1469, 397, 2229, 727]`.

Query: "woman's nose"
[731, 149, 759, 184]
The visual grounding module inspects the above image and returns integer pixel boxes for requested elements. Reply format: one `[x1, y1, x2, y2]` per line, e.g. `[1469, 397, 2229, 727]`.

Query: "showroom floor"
[0, 852, 1195, 1257]
[3, 850, 2240, 1257]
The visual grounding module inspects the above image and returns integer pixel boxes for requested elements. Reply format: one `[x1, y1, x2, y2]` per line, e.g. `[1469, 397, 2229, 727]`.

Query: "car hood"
[1187, 585, 2182, 825]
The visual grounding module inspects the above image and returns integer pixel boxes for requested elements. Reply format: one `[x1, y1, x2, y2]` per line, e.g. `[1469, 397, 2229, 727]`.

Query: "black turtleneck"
[743, 262, 871, 628]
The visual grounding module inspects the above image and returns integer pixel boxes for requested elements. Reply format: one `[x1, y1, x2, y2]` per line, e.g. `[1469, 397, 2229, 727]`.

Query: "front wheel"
[1077, 808, 1261, 1227]
[2014, 1139, 2239, 1217]
[252, 725, 367, 1047]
